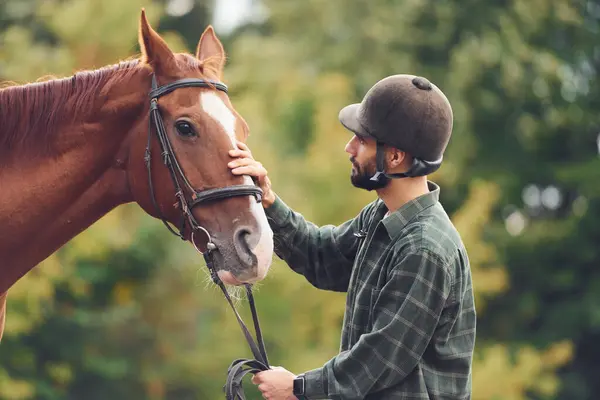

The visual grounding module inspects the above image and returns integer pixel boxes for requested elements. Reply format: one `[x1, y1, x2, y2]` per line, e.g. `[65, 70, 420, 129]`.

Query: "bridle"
[144, 73, 270, 399]
[145, 74, 262, 250]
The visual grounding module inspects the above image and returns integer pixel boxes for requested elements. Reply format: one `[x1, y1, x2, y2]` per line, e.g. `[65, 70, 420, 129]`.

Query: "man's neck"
[376, 176, 430, 214]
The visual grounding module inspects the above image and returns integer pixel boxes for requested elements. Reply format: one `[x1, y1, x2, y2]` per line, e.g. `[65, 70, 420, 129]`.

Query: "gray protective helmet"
[338, 74, 453, 181]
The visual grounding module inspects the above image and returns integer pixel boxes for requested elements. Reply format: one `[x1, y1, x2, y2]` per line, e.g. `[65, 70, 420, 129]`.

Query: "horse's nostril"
[233, 227, 256, 268]
[236, 228, 250, 248]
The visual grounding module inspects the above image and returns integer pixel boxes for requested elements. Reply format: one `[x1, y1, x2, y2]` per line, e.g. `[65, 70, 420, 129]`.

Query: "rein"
[205, 255, 270, 399]
[145, 73, 270, 399]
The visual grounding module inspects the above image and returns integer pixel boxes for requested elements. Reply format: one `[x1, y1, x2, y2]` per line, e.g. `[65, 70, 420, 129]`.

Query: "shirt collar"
[379, 180, 440, 238]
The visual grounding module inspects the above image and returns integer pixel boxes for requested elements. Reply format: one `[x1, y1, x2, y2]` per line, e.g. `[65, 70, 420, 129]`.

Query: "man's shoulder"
[394, 203, 468, 269]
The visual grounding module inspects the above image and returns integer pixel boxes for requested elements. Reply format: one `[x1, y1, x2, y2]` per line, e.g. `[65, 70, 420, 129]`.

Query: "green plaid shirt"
[265, 181, 476, 399]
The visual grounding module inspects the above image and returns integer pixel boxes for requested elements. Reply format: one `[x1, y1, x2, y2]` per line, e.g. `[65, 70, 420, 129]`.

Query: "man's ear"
[387, 147, 407, 170]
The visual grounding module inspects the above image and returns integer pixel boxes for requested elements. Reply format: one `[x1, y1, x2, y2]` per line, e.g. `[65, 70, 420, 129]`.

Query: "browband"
[149, 76, 228, 99]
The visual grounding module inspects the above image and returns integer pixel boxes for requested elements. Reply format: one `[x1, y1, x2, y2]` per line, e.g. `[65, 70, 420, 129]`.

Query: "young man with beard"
[228, 74, 476, 399]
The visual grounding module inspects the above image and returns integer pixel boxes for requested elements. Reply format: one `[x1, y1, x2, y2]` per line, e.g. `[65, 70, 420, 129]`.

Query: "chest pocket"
[349, 285, 382, 339]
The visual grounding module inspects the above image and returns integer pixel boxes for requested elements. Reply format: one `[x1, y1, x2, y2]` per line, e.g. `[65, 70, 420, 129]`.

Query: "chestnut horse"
[0, 11, 274, 341]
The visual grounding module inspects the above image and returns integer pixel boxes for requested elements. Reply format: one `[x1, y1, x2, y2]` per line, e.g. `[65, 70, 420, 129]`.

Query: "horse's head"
[125, 11, 273, 285]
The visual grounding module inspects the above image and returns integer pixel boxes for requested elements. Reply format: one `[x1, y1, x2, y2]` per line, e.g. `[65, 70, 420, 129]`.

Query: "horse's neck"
[0, 69, 146, 293]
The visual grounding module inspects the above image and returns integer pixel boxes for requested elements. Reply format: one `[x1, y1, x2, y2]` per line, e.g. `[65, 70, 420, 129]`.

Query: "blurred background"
[0, 0, 599, 399]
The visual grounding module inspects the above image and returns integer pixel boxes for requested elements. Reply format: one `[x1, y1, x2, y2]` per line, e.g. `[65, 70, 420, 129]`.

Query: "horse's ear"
[196, 25, 226, 78]
[138, 9, 175, 73]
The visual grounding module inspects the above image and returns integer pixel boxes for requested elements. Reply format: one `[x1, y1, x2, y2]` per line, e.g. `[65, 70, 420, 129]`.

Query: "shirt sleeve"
[302, 249, 453, 399]
[264, 195, 375, 292]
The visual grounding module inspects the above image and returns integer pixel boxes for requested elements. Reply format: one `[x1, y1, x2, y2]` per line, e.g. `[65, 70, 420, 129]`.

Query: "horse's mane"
[0, 53, 220, 161]
[0, 58, 142, 160]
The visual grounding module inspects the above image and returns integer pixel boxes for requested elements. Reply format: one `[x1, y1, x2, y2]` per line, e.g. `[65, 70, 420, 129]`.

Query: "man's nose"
[345, 137, 355, 154]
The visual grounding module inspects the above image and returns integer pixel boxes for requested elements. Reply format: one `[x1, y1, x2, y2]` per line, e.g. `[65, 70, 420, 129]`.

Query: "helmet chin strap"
[369, 141, 443, 182]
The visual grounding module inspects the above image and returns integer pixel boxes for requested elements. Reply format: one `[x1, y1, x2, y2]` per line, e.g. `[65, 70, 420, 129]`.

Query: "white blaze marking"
[200, 91, 237, 145]
[200, 91, 274, 280]
[200, 91, 253, 187]
[246, 175, 273, 280]
[251, 199, 274, 280]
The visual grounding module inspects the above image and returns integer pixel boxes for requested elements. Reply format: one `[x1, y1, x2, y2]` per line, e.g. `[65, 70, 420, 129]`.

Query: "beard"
[350, 156, 390, 191]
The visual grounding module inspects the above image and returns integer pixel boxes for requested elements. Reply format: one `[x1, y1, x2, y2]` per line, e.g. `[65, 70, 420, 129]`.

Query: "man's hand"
[228, 140, 276, 208]
[251, 366, 297, 400]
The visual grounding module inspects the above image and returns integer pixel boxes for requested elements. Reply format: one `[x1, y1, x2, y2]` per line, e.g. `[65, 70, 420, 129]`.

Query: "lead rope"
[203, 252, 270, 400]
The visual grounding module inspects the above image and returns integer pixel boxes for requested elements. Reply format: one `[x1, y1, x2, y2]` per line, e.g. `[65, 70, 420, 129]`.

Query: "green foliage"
[274, 93, 316, 157]
[1, 0, 599, 399]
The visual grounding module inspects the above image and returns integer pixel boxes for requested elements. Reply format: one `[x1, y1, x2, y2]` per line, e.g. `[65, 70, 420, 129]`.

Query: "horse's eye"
[175, 121, 196, 137]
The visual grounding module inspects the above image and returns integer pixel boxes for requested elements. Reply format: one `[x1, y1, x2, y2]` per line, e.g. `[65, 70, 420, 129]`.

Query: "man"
[228, 74, 476, 399]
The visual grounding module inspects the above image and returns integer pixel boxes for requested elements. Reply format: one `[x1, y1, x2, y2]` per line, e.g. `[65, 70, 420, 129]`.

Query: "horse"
[0, 10, 274, 342]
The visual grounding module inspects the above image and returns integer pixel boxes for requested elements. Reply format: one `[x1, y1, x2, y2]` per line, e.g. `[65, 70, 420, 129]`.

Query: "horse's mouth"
[217, 270, 244, 286]
[208, 250, 260, 286]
